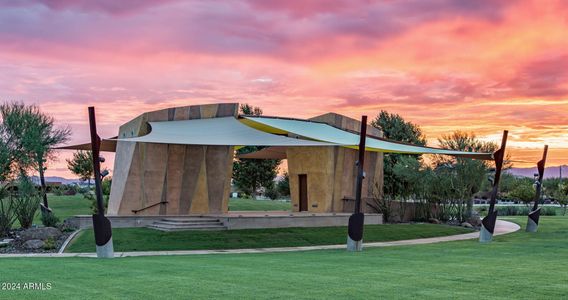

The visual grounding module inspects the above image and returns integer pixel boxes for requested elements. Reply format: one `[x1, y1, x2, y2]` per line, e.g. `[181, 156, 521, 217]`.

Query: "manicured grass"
[228, 197, 291, 211]
[25, 194, 92, 227]
[1, 216, 567, 299]
[65, 223, 472, 252]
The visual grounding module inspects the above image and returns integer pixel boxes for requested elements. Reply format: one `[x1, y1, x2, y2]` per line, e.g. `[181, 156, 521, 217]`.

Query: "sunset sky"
[0, 0, 566, 178]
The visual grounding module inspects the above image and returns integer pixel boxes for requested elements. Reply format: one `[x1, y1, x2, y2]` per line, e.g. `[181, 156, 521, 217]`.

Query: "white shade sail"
[242, 117, 494, 160]
[115, 117, 335, 147]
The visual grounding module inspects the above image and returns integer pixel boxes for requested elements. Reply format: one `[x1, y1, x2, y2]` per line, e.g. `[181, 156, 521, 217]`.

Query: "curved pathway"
[0, 220, 520, 258]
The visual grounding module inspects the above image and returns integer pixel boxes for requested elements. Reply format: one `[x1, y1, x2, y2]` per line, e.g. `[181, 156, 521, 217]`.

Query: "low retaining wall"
[66, 213, 383, 230]
[223, 213, 383, 230]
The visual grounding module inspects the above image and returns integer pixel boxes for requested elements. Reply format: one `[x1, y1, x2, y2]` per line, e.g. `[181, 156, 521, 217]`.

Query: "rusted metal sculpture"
[89, 107, 114, 258]
[479, 130, 508, 243]
[347, 115, 367, 251]
[526, 145, 548, 232]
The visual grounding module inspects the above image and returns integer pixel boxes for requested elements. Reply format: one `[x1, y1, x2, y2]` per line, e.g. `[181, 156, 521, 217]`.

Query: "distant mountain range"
[506, 165, 567, 179]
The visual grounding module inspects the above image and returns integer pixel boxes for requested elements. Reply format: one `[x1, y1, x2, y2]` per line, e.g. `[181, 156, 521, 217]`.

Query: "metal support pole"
[480, 130, 508, 243]
[89, 107, 114, 258]
[527, 145, 548, 232]
[347, 116, 367, 251]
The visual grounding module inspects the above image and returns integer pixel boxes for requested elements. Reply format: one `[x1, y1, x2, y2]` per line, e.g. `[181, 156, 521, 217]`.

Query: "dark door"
[299, 174, 308, 212]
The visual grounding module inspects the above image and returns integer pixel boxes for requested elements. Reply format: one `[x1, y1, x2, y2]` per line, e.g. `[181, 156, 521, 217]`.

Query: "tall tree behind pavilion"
[232, 104, 281, 198]
[371, 111, 427, 200]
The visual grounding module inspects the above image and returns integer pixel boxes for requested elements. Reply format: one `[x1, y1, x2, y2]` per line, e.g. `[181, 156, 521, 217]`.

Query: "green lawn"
[65, 223, 472, 252]
[228, 197, 290, 211]
[1, 216, 567, 299]
[26, 194, 92, 227]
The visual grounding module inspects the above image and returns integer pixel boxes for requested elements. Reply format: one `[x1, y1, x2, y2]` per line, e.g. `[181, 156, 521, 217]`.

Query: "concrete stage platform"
[66, 212, 383, 230]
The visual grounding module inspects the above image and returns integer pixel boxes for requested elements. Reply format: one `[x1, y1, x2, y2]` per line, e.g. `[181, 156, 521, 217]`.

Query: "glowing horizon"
[0, 0, 566, 178]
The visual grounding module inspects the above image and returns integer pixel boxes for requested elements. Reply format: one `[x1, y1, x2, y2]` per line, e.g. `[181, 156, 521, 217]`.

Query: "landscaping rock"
[428, 218, 441, 224]
[467, 211, 482, 226]
[23, 239, 45, 249]
[0, 238, 13, 247]
[466, 216, 482, 227]
[461, 222, 473, 228]
[19, 227, 62, 241]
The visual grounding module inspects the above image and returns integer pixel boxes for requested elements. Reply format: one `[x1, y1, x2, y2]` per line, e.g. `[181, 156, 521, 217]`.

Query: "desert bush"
[63, 185, 77, 196]
[41, 211, 60, 227]
[102, 177, 112, 196]
[495, 206, 528, 216]
[368, 181, 398, 222]
[276, 173, 290, 197]
[43, 237, 57, 250]
[52, 186, 64, 196]
[540, 206, 557, 216]
[0, 190, 18, 236]
[264, 186, 279, 200]
[82, 190, 108, 214]
[14, 176, 40, 229]
[510, 183, 535, 206]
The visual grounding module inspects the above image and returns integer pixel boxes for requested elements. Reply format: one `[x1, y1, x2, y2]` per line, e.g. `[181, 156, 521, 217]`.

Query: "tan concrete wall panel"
[205, 146, 233, 213]
[163, 144, 186, 215]
[179, 146, 205, 214]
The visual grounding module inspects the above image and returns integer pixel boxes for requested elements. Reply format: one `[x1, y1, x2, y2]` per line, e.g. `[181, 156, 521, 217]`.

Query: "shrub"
[41, 211, 60, 227]
[264, 186, 279, 200]
[368, 181, 398, 223]
[0, 192, 17, 236]
[82, 190, 108, 214]
[102, 177, 112, 196]
[477, 205, 557, 216]
[52, 186, 64, 196]
[14, 177, 40, 229]
[63, 184, 79, 196]
[495, 206, 529, 216]
[540, 206, 557, 216]
[43, 237, 57, 250]
[276, 173, 290, 197]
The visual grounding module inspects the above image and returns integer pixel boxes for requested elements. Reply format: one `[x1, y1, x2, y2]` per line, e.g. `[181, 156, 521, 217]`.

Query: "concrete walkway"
[0, 220, 520, 258]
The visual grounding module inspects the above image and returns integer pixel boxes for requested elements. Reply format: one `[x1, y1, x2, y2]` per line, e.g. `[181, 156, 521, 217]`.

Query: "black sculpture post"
[89, 107, 114, 258]
[347, 116, 367, 251]
[480, 130, 508, 243]
[526, 145, 548, 232]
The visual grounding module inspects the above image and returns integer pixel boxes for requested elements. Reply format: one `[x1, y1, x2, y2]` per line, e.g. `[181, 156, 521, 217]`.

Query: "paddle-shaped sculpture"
[347, 116, 367, 251]
[526, 145, 548, 233]
[89, 107, 114, 258]
[479, 130, 508, 243]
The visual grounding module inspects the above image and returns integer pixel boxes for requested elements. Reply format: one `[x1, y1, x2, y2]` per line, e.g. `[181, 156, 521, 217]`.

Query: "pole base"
[96, 237, 114, 258]
[526, 216, 538, 233]
[526, 208, 540, 233]
[479, 224, 493, 243]
[347, 236, 363, 251]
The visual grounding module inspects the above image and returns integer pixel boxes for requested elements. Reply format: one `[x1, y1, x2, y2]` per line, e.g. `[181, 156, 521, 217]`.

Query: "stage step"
[148, 217, 227, 231]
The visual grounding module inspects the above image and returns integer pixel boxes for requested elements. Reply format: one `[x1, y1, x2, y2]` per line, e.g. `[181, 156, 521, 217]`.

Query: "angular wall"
[287, 113, 384, 213]
[107, 103, 238, 216]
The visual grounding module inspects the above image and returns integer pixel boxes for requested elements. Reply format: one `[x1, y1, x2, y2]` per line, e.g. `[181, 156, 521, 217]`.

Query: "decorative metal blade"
[89, 107, 113, 248]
